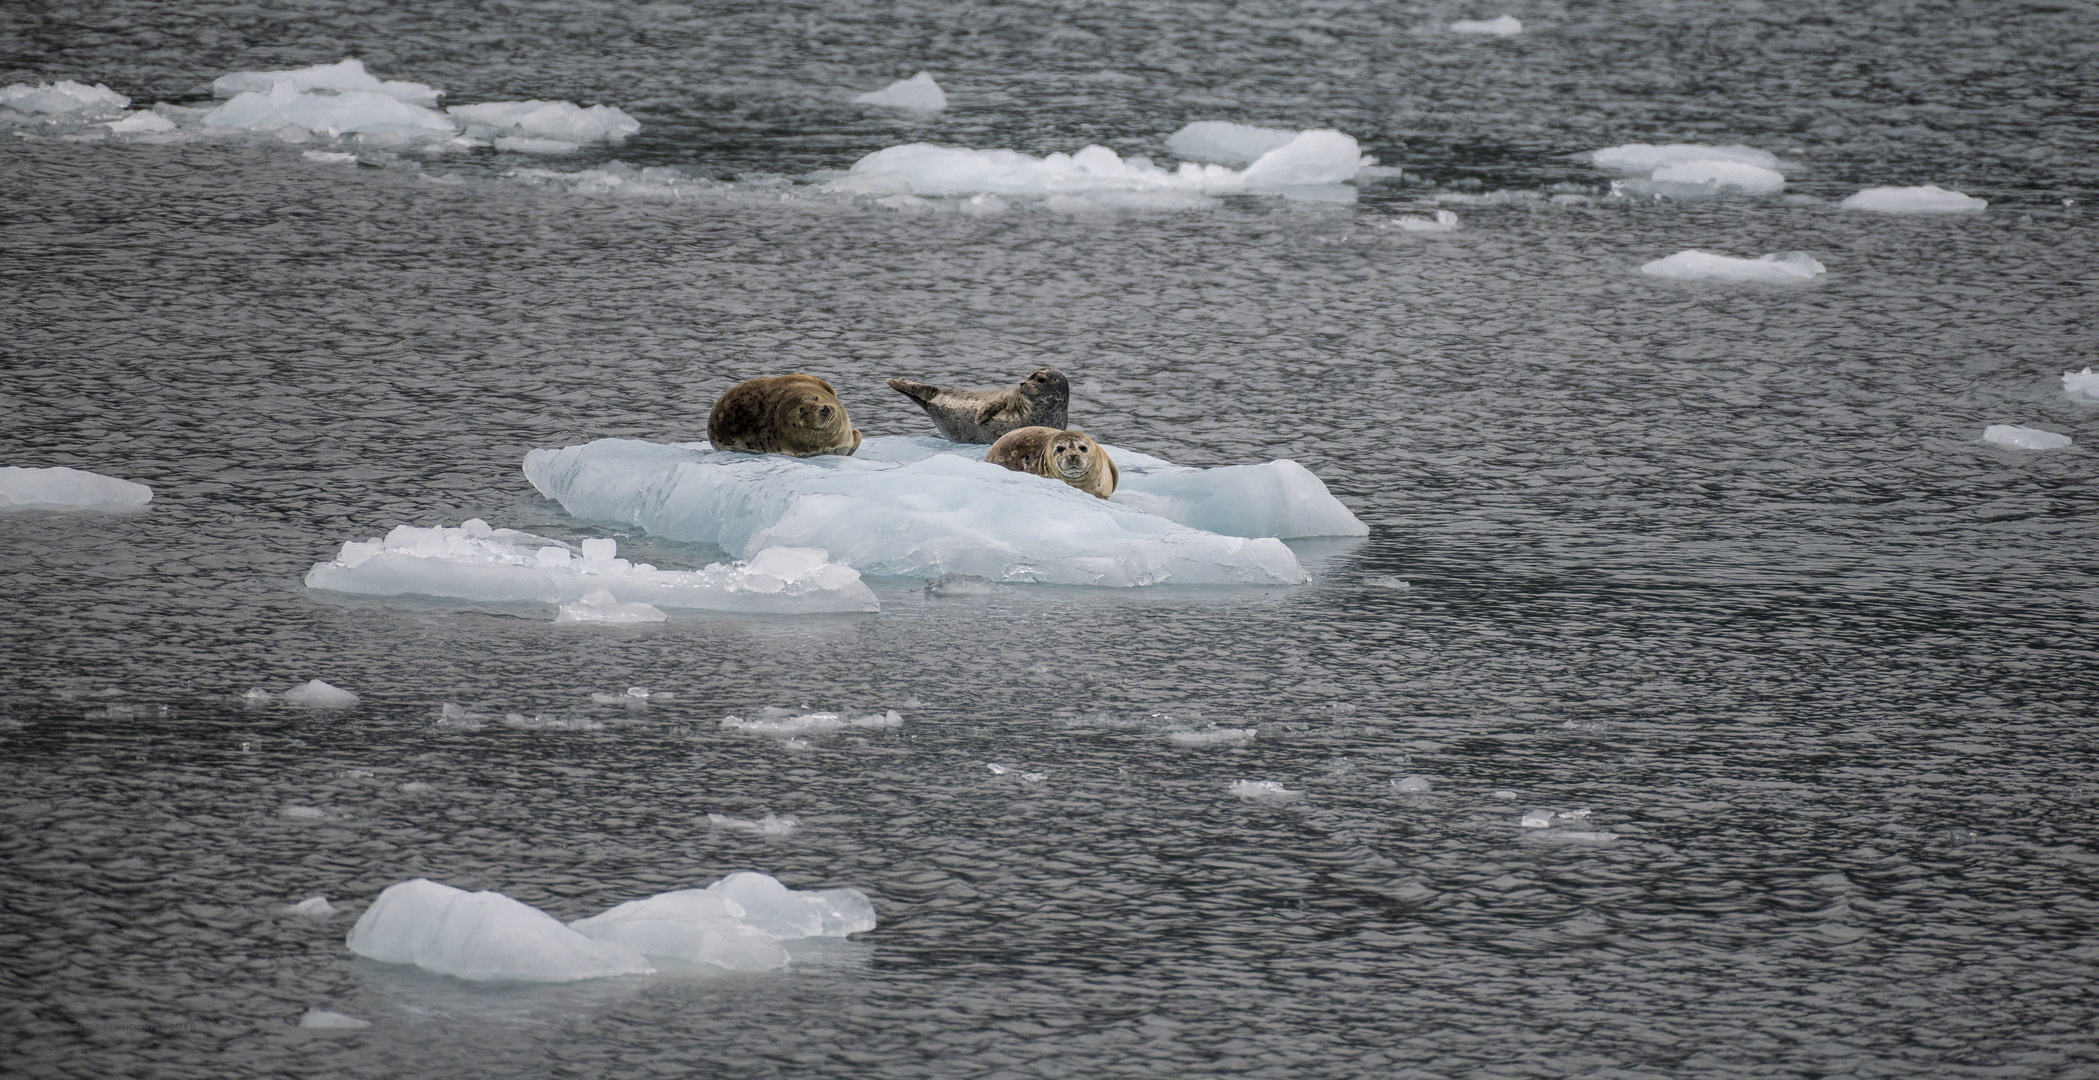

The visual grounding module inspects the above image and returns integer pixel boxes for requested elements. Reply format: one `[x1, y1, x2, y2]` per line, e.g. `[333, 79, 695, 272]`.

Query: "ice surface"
[211, 59, 439, 106]
[1230, 780, 1301, 802]
[1391, 209, 1460, 233]
[204, 85, 455, 137]
[346, 878, 656, 983]
[299, 1009, 371, 1030]
[0, 466, 152, 511]
[284, 679, 360, 708]
[1167, 727, 1256, 746]
[1839, 185, 1987, 213]
[304, 518, 878, 614]
[568, 889, 792, 972]
[105, 110, 177, 134]
[1392, 775, 1433, 792]
[1982, 425, 2072, 450]
[1164, 121, 1298, 165]
[708, 812, 800, 835]
[1587, 143, 1780, 173]
[0, 80, 130, 117]
[2064, 368, 2099, 402]
[555, 587, 668, 624]
[284, 896, 339, 916]
[1450, 15, 1523, 35]
[1647, 159, 1786, 194]
[705, 872, 878, 940]
[1641, 250, 1825, 283]
[524, 437, 1361, 587]
[852, 71, 946, 111]
[1587, 143, 1785, 197]
[721, 708, 903, 736]
[827, 129, 1369, 200]
[448, 101, 640, 142]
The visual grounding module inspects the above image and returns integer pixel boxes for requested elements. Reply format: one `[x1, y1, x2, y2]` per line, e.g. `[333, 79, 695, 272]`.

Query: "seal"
[707, 374, 863, 457]
[886, 367, 1069, 444]
[983, 426, 1117, 499]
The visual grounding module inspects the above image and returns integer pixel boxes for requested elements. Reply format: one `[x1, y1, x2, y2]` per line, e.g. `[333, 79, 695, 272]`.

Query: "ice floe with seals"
[303, 518, 877, 614]
[1641, 250, 1826, 283]
[523, 436, 1366, 588]
[1586, 142, 1786, 197]
[0, 466, 153, 511]
[346, 871, 875, 981]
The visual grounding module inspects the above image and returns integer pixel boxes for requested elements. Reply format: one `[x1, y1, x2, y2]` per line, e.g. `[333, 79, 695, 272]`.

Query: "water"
[5, 1, 2098, 1076]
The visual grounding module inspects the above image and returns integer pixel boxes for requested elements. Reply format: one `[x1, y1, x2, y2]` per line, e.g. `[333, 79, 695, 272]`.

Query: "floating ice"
[1839, 185, 1987, 213]
[1392, 775, 1433, 792]
[0, 466, 152, 511]
[555, 587, 668, 624]
[0, 80, 130, 117]
[283, 896, 339, 916]
[304, 519, 878, 614]
[1982, 425, 2072, 450]
[827, 129, 1370, 201]
[347, 878, 654, 982]
[1390, 209, 1459, 233]
[501, 713, 604, 731]
[707, 812, 799, 836]
[1647, 159, 1787, 194]
[1588, 143, 1784, 197]
[721, 708, 903, 736]
[1520, 809, 1613, 840]
[211, 59, 439, 106]
[298, 1009, 371, 1030]
[1641, 250, 1825, 283]
[1451, 15, 1523, 35]
[524, 437, 1361, 588]
[448, 101, 640, 143]
[2064, 368, 2099, 403]
[203, 84, 455, 137]
[705, 871, 877, 940]
[1164, 121, 1298, 165]
[284, 679, 360, 708]
[1587, 143, 1779, 173]
[105, 110, 177, 134]
[1230, 780, 1301, 802]
[569, 889, 791, 971]
[1167, 727, 1256, 746]
[852, 71, 946, 111]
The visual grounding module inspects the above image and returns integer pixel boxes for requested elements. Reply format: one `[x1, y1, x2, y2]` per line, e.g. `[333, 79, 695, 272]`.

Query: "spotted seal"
[886, 367, 1069, 444]
[983, 426, 1117, 499]
[707, 374, 863, 457]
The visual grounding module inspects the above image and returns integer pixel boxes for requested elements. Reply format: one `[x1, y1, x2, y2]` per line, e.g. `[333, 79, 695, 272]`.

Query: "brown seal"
[707, 374, 863, 457]
[983, 426, 1117, 499]
[886, 367, 1069, 444]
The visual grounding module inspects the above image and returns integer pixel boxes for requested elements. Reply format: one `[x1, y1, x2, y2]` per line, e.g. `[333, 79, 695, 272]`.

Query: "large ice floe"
[346, 872, 875, 981]
[1641, 250, 1825, 283]
[523, 436, 1366, 588]
[1838, 185, 1987, 214]
[0, 466, 153, 511]
[1587, 142, 1786, 197]
[304, 518, 877, 613]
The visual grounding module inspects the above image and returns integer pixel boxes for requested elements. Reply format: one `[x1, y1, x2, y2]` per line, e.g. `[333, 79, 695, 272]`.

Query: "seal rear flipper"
[887, 377, 938, 404]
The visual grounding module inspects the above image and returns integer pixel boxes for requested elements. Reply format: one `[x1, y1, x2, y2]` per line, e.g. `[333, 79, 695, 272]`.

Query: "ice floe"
[1982, 425, 2072, 450]
[1391, 775, 1433, 792]
[348, 872, 873, 981]
[720, 708, 904, 736]
[1839, 185, 1987, 213]
[1230, 780, 1302, 802]
[204, 84, 457, 138]
[555, 587, 667, 624]
[1588, 142, 1785, 197]
[447, 100, 640, 145]
[298, 1009, 371, 1030]
[825, 129, 1372, 203]
[852, 71, 946, 111]
[2064, 368, 2099, 403]
[523, 437, 1363, 588]
[304, 519, 878, 614]
[1389, 209, 1460, 233]
[283, 896, 339, 917]
[1, 80, 129, 118]
[1165, 121, 1299, 165]
[1641, 250, 1825, 283]
[0, 466, 153, 511]
[708, 812, 799, 835]
[1451, 15, 1523, 35]
[284, 679, 360, 708]
[1167, 727, 1256, 746]
[212, 59, 438, 106]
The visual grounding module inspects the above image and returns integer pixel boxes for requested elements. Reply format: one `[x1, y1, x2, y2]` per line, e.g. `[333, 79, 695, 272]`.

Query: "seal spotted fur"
[887, 367, 1068, 444]
[707, 374, 863, 457]
[984, 426, 1117, 499]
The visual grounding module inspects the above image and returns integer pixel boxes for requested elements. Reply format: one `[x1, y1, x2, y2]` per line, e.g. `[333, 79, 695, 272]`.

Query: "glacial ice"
[555, 587, 667, 624]
[1588, 143, 1785, 197]
[522, 437, 1362, 588]
[1648, 159, 1786, 194]
[303, 519, 879, 614]
[298, 1009, 371, 1030]
[1165, 121, 1299, 165]
[1588, 143, 1779, 173]
[706, 871, 878, 940]
[721, 708, 904, 736]
[447, 100, 640, 143]
[1641, 250, 1825, 283]
[284, 679, 360, 708]
[283, 896, 339, 916]
[568, 889, 791, 972]
[0, 466, 153, 511]
[2065, 368, 2099, 403]
[1230, 780, 1302, 802]
[1839, 185, 1988, 213]
[852, 71, 947, 111]
[1451, 15, 1523, 35]
[708, 812, 800, 835]
[1982, 425, 2072, 450]
[0, 80, 130, 117]
[204, 86, 456, 137]
[1390, 209, 1460, 233]
[826, 129, 1371, 201]
[1167, 727, 1256, 746]
[211, 59, 439, 106]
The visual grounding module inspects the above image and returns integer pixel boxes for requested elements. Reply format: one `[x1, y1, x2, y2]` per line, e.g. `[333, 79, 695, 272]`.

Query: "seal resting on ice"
[886, 367, 1068, 444]
[707, 374, 863, 456]
[983, 426, 1117, 499]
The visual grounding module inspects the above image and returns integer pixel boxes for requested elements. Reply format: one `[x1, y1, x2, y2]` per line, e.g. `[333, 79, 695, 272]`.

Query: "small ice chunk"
[0, 466, 152, 511]
[1641, 250, 1825, 283]
[1839, 185, 1987, 213]
[569, 889, 790, 971]
[1391, 209, 1459, 233]
[281, 806, 329, 820]
[555, 587, 667, 624]
[1392, 775, 1433, 792]
[212, 59, 438, 106]
[284, 896, 338, 916]
[346, 878, 655, 982]
[1229, 779, 1301, 802]
[501, 713, 604, 731]
[852, 71, 946, 111]
[707, 812, 799, 836]
[0, 80, 130, 117]
[704, 871, 877, 939]
[1238, 130, 1373, 187]
[1982, 425, 2072, 450]
[1164, 121, 1298, 166]
[448, 100, 640, 142]
[1167, 727, 1256, 746]
[720, 708, 903, 736]
[1520, 810, 1554, 828]
[284, 679, 360, 708]
[298, 1008, 371, 1030]
[2064, 368, 2099, 403]
[1450, 15, 1523, 35]
[1587, 143, 1779, 173]
[105, 110, 177, 134]
[1647, 159, 1786, 194]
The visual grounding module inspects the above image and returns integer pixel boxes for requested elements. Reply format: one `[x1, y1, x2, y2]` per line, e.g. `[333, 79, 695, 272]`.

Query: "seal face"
[707, 374, 863, 457]
[886, 367, 1069, 444]
[984, 426, 1117, 499]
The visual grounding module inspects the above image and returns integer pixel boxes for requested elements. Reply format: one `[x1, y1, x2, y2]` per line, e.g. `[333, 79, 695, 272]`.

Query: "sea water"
[2, 1, 2096, 1077]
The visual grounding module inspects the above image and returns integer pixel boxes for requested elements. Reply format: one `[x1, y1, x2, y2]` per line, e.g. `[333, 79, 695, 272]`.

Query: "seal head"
[707, 374, 863, 457]
[886, 367, 1069, 444]
[984, 425, 1117, 499]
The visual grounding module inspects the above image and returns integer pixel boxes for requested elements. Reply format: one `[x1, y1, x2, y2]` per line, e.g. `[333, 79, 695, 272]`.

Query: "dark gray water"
[4, 2, 2096, 1077]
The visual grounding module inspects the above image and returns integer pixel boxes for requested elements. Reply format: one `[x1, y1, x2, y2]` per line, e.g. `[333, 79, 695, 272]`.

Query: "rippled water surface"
[4, 1, 2097, 1077]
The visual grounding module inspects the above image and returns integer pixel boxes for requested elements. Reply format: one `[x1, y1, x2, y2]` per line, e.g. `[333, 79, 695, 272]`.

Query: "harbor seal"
[707, 374, 863, 457]
[984, 426, 1117, 499]
[886, 367, 1069, 444]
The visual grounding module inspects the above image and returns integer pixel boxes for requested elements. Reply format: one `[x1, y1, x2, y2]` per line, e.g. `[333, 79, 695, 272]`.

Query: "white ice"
[1587, 143, 1779, 173]
[1451, 15, 1523, 35]
[284, 679, 360, 708]
[0, 466, 152, 511]
[211, 59, 439, 106]
[1164, 121, 1299, 165]
[448, 100, 640, 143]
[852, 71, 946, 111]
[1587, 143, 1785, 197]
[346, 878, 657, 983]
[1838, 185, 1987, 213]
[105, 110, 177, 134]
[304, 518, 878, 614]
[1230, 780, 1301, 802]
[523, 437, 1363, 588]
[826, 129, 1371, 201]
[1392, 775, 1433, 792]
[555, 587, 668, 624]
[0, 80, 130, 117]
[283, 896, 339, 916]
[298, 1009, 371, 1030]
[1167, 727, 1256, 746]
[1390, 209, 1460, 233]
[1647, 159, 1786, 193]
[706, 871, 878, 940]
[204, 84, 456, 137]
[2065, 368, 2099, 403]
[568, 889, 791, 972]
[721, 707, 904, 735]
[1982, 425, 2072, 450]
[708, 812, 799, 835]
[1641, 250, 1825, 283]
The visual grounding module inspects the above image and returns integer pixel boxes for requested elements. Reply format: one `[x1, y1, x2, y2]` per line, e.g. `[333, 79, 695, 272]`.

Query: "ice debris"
[523, 437, 1362, 588]
[556, 587, 667, 624]
[707, 813, 799, 836]
[1230, 780, 1301, 802]
[0, 80, 130, 118]
[1392, 775, 1433, 792]
[852, 71, 946, 111]
[1451, 15, 1523, 35]
[1982, 425, 2072, 450]
[284, 680, 360, 708]
[1589, 142, 1785, 197]
[1164, 121, 1299, 166]
[721, 708, 904, 736]
[826, 130, 1372, 202]
[304, 519, 877, 614]
[298, 1009, 371, 1030]
[447, 100, 640, 144]
[2064, 368, 2099, 403]
[1838, 185, 1987, 213]
[0, 466, 152, 511]
[1390, 209, 1460, 233]
[212, 59, 438, 106]
[1641, 250, 1825, 283]
[283, 896, 339, 917]
[1167, 727, 1256, 746]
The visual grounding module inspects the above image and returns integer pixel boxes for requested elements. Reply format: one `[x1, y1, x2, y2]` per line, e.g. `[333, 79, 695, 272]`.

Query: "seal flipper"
[887, 377, 939, 404]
